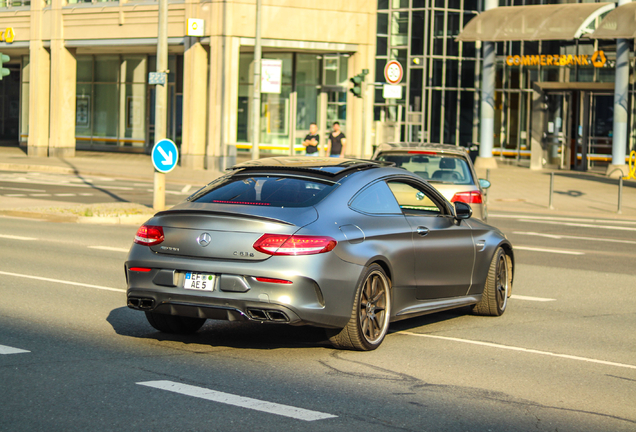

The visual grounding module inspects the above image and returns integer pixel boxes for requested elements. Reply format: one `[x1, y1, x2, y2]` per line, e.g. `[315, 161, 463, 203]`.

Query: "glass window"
[264, 53, 293, 85]
[432, 60, 443, 87]
[461, 61, 475, 88]
[411, 11, 424, 56]
[391, 12, 409, 47]
[444, 90, 458, 143]
[377, 36, 388, 56]
[409, 68, 423, 112]
[349, 181, 402, 215]
[378, 153, 474, 185]
[324, 57, 339, 85]
[95, 56, 118, 83]
[93, 83, 119, 139]
[377, 13, 388, 34]
[378, 0, 388, 10]
[387, 181, 442, 215]
[190, 176, 337, 208]
[77, 56, 93, 82]
[125, 56, 146, 83]
[445, 60, 458, 87]
[296, 54, 319, 86]
[392, 0, 408, 8]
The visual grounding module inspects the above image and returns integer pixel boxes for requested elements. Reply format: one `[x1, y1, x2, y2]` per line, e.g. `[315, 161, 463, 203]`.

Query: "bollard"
[548, 172, 555, 210]
[618, 176, 623, 215]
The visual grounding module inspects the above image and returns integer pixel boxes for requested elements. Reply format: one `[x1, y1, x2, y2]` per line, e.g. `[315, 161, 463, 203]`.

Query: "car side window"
[387, 181, 442, 216]
[350, 181, 402, 215]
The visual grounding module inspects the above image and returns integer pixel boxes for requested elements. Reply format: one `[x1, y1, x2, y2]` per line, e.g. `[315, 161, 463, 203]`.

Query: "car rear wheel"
[473, 247, 510, 316]
[145, 312, 206, 334]
[327, 264, 391, 351]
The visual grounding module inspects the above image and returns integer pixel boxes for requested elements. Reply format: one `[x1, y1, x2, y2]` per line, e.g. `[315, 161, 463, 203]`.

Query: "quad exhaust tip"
[128, 297, 155, 310]
[246, 308, 289, 322]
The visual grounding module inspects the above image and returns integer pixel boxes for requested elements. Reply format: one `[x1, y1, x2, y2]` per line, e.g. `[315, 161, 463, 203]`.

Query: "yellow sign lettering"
[0, 27, 15, 44]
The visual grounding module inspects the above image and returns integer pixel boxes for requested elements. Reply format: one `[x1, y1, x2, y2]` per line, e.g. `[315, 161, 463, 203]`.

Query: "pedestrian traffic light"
[349, 69, 369, 98]
[0, 53, 9, 80]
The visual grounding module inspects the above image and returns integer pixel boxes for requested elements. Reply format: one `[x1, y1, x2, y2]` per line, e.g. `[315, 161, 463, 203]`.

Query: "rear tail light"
[253, 234, 337, 256]
[134, 225, 165, 246]
[451, 191, 483, 204]
[129, 267, 152, 272]
[254, 277, 293, 284]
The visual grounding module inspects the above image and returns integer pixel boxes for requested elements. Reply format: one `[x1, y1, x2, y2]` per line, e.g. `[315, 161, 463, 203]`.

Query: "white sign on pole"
[187, 19, 204, 37]
[383, 84, 403, 99]
[261, 59, 282, 94]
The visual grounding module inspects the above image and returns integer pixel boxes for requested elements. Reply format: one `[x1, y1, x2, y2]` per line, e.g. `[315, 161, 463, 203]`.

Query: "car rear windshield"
[189, 175, 337, 207]
[377, 153, 475, 185]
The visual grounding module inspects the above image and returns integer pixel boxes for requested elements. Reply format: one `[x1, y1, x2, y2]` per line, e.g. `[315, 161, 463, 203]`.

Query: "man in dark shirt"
[327, 121, 346, 158]
[303, 122, 320, 156]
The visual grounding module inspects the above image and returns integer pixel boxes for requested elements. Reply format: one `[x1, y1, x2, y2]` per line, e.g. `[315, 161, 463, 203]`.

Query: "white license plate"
[184, 272, 215, 291]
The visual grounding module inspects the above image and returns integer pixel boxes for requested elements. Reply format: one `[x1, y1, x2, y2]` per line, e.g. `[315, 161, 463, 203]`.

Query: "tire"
[145, 312, 206, 334]
[327, 264, 391, 351]
[473, 247, 511, 316]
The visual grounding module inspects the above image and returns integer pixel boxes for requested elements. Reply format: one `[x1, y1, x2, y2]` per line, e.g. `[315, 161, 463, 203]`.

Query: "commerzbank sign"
[506, 50, 607, 68]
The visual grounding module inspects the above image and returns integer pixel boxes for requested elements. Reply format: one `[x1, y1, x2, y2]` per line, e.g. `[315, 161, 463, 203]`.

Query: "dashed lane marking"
[513, 231, 636, 245]
[29, 193, 51, 197]
[54, 193, 76, 197]
[0, 344, 30, 355]
[0, 186, 46, 192]
[4, 194, 27, 197]
[0, 270, 125, 293]
[519, 219, 636, 232]
[514, 246, 585, 255]
[510, 294, 556, 302]
[181, 184, 192, 194]
[137, 381, 338, 421]
[88, 246, 129, 253]
[489, 214, 636, 226]
[397, 332, 636, 370]
[0, 234, 37, 241]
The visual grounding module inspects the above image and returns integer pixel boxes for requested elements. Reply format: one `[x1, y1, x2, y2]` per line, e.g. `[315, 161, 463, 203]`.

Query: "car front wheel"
[473, 247, 511, 316]
[327, 264, 391, 351]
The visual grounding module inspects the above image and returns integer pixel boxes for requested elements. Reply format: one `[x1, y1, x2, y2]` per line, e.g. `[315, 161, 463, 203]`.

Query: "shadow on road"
[58, 158, 131, 203]
[553, 171, 636, 189]
[106, 306, 471, 351]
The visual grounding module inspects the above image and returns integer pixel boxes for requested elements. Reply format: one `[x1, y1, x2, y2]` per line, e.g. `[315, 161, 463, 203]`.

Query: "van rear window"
[189, 176, 337, 208]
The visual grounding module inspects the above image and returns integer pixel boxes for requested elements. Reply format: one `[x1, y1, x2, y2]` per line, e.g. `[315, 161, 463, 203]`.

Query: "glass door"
[543, 92, 571, 168]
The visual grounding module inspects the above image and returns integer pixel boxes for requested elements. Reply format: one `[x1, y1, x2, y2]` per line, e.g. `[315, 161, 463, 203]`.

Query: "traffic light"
[0, 53, 9, 80]
[349, 69, 369, 98]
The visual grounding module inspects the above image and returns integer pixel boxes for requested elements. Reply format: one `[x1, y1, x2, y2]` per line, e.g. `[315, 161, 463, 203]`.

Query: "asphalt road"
[0, 171, 194, 207]
[0, 212, 635, 431]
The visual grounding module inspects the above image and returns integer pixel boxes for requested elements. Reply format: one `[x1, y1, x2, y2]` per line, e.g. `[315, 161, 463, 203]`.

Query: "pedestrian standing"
[327, 122, 346, 158]
[303, 122, 320, 156]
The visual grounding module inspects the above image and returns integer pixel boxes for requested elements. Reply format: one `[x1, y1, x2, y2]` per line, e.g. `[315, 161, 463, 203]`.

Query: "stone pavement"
[0, 145, 635, 221]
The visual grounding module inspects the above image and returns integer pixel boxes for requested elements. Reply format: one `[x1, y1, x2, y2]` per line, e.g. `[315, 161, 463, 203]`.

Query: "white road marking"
[0, 186, 46, 192]
[79, 193, 94, 196]
[181, 184, 192, 194]
[513, 231, 636, 245]
[54, 193, 76, 197]
[0, 234, 37, 241]
[30, 193, 51, 197]
[397, 332, 636, 370]
[4, 194, 27, 197]
[510, 294, 556, 302]
[88, 246, 129, 253]
[0, 270, 125, 293]
[0, 344, 30, 355]
[0, 178, 134, 191]
[514, 246, 584, 255]
[489, 214, 636, 226]
[518, 219, 636, 232]
[137, 381, 337, 421]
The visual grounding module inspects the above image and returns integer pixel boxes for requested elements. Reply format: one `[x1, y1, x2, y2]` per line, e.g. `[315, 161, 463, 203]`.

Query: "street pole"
[251, 0, 262, 160]
[153, 0, 168, 211]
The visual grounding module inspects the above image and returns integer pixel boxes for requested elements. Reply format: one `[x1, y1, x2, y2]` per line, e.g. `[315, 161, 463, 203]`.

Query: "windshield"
[188, 175, 337, 208]
[377, 153, 475, 185]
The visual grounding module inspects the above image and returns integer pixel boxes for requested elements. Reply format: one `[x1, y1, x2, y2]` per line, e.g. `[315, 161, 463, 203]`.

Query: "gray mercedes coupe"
[125, 157, 514, 351]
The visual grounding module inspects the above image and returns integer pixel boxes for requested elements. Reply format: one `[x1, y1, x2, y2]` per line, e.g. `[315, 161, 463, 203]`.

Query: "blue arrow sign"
[151, 139, 179, 173]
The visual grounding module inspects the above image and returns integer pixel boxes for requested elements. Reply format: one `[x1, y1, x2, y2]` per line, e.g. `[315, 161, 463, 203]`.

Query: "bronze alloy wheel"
[327, 264, 392, 351]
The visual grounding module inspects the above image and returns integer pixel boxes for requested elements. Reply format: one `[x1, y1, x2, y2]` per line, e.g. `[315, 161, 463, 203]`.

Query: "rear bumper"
[125, 245, 363, 329]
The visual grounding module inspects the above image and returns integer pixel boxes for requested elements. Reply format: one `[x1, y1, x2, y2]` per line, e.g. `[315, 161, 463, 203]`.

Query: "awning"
[457, 3, 615, 42]
[592, 3, 636, 39]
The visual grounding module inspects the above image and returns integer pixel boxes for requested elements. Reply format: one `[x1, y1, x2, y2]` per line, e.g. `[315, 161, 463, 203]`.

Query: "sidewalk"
[1, 145, 635, 221]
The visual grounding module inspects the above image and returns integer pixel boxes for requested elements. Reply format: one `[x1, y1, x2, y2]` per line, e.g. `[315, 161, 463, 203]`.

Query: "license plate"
[184, 272, 215, 291]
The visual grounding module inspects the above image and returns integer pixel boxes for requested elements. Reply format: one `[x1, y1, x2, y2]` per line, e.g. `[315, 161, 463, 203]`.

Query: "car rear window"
[377, 153, 475, 185]
[189, 175, 337, 207]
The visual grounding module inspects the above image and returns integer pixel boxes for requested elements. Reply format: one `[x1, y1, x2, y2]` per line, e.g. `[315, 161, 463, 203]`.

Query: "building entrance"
[0, 65, 20, 145]
[537, 86, 614, 171]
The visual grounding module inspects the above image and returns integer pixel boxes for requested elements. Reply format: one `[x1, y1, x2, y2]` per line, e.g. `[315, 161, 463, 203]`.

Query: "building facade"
[373, 0, 635, 172]
[0, 0, 377, 169]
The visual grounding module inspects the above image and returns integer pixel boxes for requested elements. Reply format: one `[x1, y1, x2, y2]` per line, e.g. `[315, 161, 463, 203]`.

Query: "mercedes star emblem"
[197, 232, 212, 247]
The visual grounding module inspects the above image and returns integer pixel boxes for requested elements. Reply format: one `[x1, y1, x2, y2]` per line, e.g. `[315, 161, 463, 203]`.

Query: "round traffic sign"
[384, 61, 403, 85]
[151, 139, 179, 173]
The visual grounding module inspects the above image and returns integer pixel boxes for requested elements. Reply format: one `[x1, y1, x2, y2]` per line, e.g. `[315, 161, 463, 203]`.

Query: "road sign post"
[152, 139, 179, 211]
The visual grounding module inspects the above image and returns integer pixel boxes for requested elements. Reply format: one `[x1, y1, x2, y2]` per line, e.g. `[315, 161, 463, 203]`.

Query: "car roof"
[374, 143, 470, 158]
[230, 157, 393, 177]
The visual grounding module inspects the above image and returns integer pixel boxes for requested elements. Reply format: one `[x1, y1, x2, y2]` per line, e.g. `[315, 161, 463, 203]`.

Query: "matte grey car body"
[125, 157, 514, 350]
[372, 143, 490, 220]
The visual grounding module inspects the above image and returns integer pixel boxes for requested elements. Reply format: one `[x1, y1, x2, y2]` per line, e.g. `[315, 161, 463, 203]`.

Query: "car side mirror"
[454, 201, 472, 220]
[479, 178, 491, 189]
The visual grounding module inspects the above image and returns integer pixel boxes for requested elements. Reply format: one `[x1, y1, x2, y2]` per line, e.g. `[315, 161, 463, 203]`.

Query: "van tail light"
[134, 225, 165, 246]
[451, 191, 483, 204]
[253, 234, 337, 256]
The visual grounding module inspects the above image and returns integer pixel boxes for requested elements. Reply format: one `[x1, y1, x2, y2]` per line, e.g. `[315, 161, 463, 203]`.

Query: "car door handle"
[416, 226, 429, 237]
